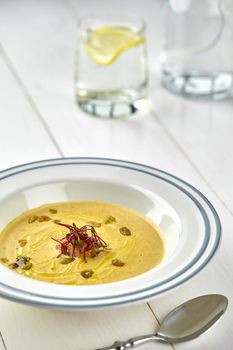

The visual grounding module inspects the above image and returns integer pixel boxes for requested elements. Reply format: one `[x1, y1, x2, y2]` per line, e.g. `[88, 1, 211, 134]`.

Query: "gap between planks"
[0, 5, 227, 349]
[0, 332, 7, 350]
[150, 107, 233, 218]
[146, 303, 175, 350]
[0, 43, 64, 158]
[64, 0, 233, 220]
[2, 29, 230, 222]
[0, 41, 173, 349]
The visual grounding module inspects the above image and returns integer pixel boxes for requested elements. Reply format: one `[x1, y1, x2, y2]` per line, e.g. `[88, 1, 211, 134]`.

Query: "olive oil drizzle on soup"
[0, 201, 165, 285]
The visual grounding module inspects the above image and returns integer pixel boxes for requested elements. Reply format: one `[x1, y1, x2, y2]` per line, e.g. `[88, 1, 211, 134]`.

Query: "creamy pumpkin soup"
[0, 201, 165, 285]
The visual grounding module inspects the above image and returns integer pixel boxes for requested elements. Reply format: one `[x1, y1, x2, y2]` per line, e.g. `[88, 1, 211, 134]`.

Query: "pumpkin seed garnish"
[60, 257, 74, 265]
[9, 256, 31, 270]
[49, 209, 57, 214]
[9, 262, 18, 269]
[28, 215, 38, 224]
[81, 270, 94, 278]
[112, 259, 125, 267]
[38, 215, 51, 222]
[104, 216, 116, 224]
[119, 227, 131, 236]
[18, 239, 28, 247]
[23, 262, 33, 271]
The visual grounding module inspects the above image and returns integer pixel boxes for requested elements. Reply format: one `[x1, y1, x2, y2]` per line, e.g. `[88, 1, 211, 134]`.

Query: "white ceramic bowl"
[0, 158, 221, 309]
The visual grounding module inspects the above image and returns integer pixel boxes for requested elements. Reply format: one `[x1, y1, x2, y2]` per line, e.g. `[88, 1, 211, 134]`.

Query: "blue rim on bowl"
[0, 158, 221, 309]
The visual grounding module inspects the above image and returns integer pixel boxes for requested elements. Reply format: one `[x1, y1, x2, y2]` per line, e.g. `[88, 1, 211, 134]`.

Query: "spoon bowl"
[157, 294, 228, 342]
[97, 294, 228, 349]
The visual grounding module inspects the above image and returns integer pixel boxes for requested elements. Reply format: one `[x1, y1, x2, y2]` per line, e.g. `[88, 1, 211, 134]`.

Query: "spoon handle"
[95, 334, 159, 349]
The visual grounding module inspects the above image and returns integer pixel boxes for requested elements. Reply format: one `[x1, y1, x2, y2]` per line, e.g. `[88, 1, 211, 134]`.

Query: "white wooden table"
[0, 1, 232, 349]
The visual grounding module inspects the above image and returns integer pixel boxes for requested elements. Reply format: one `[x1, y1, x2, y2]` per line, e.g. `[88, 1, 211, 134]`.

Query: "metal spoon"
[96, 294, 228, 350]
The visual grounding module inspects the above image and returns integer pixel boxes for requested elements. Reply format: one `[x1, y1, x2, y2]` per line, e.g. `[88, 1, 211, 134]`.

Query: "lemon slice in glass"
[85, 26, 144, 65]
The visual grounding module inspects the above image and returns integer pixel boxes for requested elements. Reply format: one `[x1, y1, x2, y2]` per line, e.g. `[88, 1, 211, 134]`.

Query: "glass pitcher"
[160, 0, 233, 99]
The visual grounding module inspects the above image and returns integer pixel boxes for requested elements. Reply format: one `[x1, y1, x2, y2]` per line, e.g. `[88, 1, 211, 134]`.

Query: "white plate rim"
[0, 157, 221, 309]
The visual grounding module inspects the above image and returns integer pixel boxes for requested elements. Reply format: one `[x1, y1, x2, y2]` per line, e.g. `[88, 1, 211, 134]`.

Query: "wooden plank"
[0, 332, 7, 350]
[149, 206, 233, 350]
[0, 0, 169, 171]
[0, 0, 216, 194]
[0, 0, 211, 192]
[0, 298, 171, 350]
[150, 87, 233, 215]
[0, 51, 172, 350]
[0, 1, 232, 350]
[0, 0, 167, 170]
[0, 17, 172, 348]
[145, 162, 233, 350]
[0, 51, 60, 171]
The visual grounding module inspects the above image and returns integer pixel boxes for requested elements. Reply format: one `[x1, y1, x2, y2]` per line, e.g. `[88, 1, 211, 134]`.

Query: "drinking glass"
[75, 15, 148, 118]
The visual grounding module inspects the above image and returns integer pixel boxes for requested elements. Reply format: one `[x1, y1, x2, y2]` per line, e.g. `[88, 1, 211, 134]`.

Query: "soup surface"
[0, 201, 165, 285]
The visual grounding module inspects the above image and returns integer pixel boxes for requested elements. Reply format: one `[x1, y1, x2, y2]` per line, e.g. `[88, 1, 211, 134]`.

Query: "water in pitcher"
[161, 0, 233, 99]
